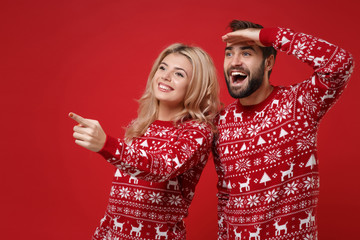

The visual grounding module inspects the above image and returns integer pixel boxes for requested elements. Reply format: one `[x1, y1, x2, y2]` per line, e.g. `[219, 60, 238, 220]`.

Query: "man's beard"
[225, 61, 265, 99]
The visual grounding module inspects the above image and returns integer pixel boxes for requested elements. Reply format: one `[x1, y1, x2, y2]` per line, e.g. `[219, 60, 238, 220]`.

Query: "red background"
[1, 0, 359, 239]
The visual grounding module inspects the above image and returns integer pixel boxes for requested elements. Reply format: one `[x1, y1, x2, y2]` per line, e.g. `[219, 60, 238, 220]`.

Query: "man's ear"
[265, 55, 275, 71]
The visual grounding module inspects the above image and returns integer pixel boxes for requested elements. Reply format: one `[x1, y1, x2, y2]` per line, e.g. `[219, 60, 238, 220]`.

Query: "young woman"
[69, 43, 220, 239]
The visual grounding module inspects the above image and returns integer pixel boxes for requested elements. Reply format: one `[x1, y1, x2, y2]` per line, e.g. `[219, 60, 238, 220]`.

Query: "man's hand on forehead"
[222, 28, 264, 47]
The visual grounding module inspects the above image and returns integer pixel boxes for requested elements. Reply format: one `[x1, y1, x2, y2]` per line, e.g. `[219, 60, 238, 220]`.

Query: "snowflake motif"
[119, 187, 130, 199]
[275, 108, 288, 122]
[110, 186, 116, 196]
[155, 129, 170, 137]
[149, 212, 157, 219]
[221, 129, 231, 141]
[124, 207, 130, 214]
[282, 102, 293, 114]
[235, 158, 251, 172]
[304, 177, 316, 190]
[169, 195, 182, 206]
[283, 205, 291, 213]
[181, 143, 192, 157]
[264, 189, 279, 203]
[134, 189, 144, 201]
[284, 146, 293, 155]
[162, 155, 172, 166]
[335, 51, 346, 62]
[297, 134, 316, 151]
[254, 158, 262, 166]
[247, 194, 260, 207]
[149, 192, 162, 204]
[293, 42, 306, 56]
[234, 197, 245, 208]
[303, 92, 317, 113]
[260, 116, 272, 129]
[304, 233, 314, 240]
[126, 144, 136, 156]
[233, 127, 243, 139]
[247, 124, 261, 137]
[284, 182, 298, 196]
[264, 149, 282, 164]
[266, 211, 274, 220]
[134, 210, 141, 217]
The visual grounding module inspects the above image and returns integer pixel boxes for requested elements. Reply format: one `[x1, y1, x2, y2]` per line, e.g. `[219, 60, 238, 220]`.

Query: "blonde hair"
[125, 43, 220, 140]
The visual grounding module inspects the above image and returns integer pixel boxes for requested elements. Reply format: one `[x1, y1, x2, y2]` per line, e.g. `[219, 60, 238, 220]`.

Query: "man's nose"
[231, 54, 243, 66]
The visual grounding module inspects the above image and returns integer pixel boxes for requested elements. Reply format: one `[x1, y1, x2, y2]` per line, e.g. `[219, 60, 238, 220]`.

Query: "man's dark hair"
[229, 20, 277, 77]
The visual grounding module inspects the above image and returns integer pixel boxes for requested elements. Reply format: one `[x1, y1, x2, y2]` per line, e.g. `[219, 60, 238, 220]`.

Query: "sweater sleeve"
[98, 121, 213, 182]
[260, 27, 354, 120]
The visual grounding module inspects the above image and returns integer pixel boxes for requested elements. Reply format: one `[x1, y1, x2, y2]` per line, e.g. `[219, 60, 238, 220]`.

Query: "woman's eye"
[175, 72, 184, 78]
[159, 65, 165, 70]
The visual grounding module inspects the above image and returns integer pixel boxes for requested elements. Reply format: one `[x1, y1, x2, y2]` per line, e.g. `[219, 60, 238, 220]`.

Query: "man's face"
[224, 42, 265, 99]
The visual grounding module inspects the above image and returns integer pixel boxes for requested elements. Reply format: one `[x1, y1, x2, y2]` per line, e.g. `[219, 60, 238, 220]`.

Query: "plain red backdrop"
[1, 0, 359, 239]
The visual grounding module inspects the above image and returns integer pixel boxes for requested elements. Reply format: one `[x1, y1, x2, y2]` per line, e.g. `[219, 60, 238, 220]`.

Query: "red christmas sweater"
[213, 27, 354, 239]
[93, 120, 213, 240]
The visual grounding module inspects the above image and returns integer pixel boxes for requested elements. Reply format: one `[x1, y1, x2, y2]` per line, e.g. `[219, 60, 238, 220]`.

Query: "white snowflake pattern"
[304, 233, 314, 240]
[284, 146, 293, 155]
[149, 192, 162, 204]
[234, 197, 245, 208]
[110, 186, 116, 196]
[282, 102, 293, 114]
[221, 129, 231, 141]
[181, 143, 193, 157]
[275, 108, 288, 122]
[303, 92, 317, 113]
[303, 177, 316, 190]
[264, 189, 279, 203]
[264, 149, 282, 164]
[134, 189, 144, 201]
[293, 42, 306, 57]
[126, 144, 136, 156]
[260, 116, 272, 129]
[254, 158, 262, 166]
[247, 124, 261, 136]
[119, 187, 130, 199]
[247, 194, 260, 207]
[235, 158, 251, 172]
[155, 129, 170, 137]
[168, 195, 182, 206]
[297, 134, 316, 151]
[284, 182, 298, 196]
[233, 127, 243, 139]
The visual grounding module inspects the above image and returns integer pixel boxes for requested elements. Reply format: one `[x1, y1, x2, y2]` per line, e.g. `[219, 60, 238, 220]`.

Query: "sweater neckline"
[236, 86, 279, 111]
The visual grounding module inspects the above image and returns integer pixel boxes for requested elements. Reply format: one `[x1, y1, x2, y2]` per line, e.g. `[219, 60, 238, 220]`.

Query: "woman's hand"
[69, 112, 106, 152]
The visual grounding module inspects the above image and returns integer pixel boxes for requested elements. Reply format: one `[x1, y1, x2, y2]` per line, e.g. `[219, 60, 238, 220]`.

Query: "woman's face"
[153, 53, 193, 110]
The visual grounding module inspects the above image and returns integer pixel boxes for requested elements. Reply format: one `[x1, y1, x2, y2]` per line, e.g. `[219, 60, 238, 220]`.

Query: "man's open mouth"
[231, 71, 248, 84]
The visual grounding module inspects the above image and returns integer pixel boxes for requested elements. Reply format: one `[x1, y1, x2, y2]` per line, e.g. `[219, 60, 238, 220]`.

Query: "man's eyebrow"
[240, 46, 256, 51]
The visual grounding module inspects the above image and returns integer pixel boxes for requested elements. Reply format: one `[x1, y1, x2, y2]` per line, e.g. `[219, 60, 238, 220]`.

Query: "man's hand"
[69, 112, 106, 152]
[222, 28, 264, 47]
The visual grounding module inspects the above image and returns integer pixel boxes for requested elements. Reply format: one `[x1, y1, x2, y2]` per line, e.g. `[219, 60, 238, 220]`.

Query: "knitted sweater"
[93, 120, 213, 240]
[213, 27, 354, 239]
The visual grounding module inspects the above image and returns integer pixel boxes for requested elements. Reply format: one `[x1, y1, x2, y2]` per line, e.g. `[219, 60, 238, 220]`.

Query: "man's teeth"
[231, 72, 247, 77]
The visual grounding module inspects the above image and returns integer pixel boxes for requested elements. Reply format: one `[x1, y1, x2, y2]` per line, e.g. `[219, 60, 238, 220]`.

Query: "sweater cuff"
[259, 27, 280, 47]
[98, 135, 120, 160]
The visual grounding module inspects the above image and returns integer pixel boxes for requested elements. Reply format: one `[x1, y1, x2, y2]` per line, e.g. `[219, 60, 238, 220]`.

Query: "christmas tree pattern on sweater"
[213, 27, 354, 240]
[93, 120, 213, 240]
